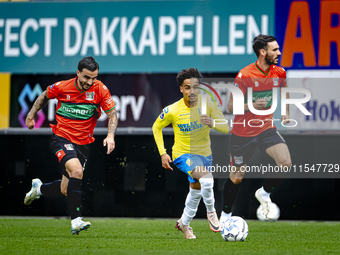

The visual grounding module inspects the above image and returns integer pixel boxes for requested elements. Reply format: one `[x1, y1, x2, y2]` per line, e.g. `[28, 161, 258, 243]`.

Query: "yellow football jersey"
[152, 95, 229, 160]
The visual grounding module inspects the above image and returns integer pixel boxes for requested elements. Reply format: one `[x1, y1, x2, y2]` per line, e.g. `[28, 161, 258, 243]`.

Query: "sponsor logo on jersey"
[66, 95, 70, 100]
[234, 83, 239, 88]
[57, 102, 97, 120]
[159, 107, 169, 120]
[159, 111, 165, 120]
[255, 81, 259, 87]
[177, 121, 203, 132]
[252, 91, 273, 107]
[86, 92, 95, 100]
[64, 144, 74, 150]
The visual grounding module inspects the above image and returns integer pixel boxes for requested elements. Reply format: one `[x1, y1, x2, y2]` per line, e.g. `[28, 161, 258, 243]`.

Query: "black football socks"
[222, 178, 240, 214]
[263, 178, 284, 193]
[67, 177, 82, 220]
[40, 180, 64, 197]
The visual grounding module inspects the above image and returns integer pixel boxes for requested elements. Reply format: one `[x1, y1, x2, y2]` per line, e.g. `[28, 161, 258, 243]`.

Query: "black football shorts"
[230, 129, 286, 167]
[50, 133, 89, 178]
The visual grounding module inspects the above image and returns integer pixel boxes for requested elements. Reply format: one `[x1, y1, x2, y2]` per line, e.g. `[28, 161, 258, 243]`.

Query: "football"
[256, 202, 280, 221]
[221, 216, 249, 241]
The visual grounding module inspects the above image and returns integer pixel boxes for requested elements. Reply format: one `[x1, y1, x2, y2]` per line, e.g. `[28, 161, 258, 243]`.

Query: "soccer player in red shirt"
[220, 35, 292, 223]
[24, 56, 118, 235]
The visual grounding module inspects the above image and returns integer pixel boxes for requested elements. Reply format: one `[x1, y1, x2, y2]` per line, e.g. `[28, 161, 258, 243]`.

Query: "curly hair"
[176, 68, 203, 86]
[252, 34, 277, 57]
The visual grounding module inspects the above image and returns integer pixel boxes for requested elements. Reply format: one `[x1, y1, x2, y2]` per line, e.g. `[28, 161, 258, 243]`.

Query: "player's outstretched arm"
[26, 90, 49, 130]
[103, 109, 118, 154]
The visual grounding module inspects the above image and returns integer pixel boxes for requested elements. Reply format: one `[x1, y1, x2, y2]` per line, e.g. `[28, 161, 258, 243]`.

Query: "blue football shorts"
[173, 154, 213, 183]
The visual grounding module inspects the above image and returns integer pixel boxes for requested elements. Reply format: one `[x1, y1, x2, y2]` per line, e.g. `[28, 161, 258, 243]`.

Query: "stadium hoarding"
[0, 73, 11, 128]
[10, 73, 180, 129]
[9, 74, 340, 131]
[0, 1, 273, 74]
[276, 0, 340, 70]
[285, 70, 340, 131]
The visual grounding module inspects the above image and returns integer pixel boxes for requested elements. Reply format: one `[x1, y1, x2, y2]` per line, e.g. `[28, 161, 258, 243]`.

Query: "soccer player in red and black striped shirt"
[24, 56, 118, 235]
[220, 35, 292, 224]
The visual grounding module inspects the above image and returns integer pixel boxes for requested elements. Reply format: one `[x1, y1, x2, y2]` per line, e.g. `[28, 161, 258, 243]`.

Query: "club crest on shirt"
[273, 78, 279, 86]
[86, 92, 95, 100]
[234, 156, 243, 165]
[186, 158, 193, 166]
[64, 144, 74, 150]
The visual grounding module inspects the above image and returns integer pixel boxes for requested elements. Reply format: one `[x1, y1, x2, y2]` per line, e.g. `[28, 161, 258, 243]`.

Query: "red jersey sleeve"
[46, 81, 61, 99]
[99, 83, 116, 113]
[279, 67, 287, 88]
[231, 71, 247, 98]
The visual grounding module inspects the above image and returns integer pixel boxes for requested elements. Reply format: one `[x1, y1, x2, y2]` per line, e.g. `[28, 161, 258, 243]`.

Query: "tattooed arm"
[103, 108, 118, 154]
[26, 90, 49, 130]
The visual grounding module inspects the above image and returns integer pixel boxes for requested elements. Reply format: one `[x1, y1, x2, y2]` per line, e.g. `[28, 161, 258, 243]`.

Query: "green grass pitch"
[1, 218, 340, 255]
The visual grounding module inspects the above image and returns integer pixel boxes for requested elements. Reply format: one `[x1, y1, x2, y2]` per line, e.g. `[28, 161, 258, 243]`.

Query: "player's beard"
[79, 81, 92, 90]
[265, 54, 279, 66]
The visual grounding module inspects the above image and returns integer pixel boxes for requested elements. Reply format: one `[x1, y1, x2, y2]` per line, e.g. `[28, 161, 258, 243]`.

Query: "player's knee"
[199, 173, 214, 189]
[278, 158, 292, 168]
[69, 168, 83, 179]
[230, 177, 242, 185]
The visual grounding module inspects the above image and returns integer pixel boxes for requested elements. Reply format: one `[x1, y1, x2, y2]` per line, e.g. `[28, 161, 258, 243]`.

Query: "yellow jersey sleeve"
[152, 106, 172, 156]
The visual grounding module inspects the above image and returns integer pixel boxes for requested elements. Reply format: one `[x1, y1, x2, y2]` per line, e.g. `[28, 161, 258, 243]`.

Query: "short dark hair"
[176, 68, 203, 86]
[78, 56, 99, 72]
[252, 34, 277, 57]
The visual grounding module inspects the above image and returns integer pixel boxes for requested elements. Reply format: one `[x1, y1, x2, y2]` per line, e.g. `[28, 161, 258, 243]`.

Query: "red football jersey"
[231, 61, 287, 137]
[46, 77, 115, 145]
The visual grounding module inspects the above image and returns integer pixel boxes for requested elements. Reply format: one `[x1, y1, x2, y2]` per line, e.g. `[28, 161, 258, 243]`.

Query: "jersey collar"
[255, 61, 271, 76]
[74, 77, 87, 93]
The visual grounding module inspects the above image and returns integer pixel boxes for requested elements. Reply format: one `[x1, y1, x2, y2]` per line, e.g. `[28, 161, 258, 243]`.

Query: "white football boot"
[207, 211, 221, 232]
[175, 219, 196, 239]
[219, 211, 232, 227]
[71, 217, 91, 235]
[255, 188, 274, 219]
[24, 178, 42, 205]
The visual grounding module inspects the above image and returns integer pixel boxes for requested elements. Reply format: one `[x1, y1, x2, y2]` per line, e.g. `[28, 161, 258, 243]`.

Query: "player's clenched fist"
[26, 117, 35, 130]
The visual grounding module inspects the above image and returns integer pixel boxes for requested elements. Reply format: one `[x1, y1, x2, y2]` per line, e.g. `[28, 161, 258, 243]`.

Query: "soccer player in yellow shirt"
[152, 68, 229, 239]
